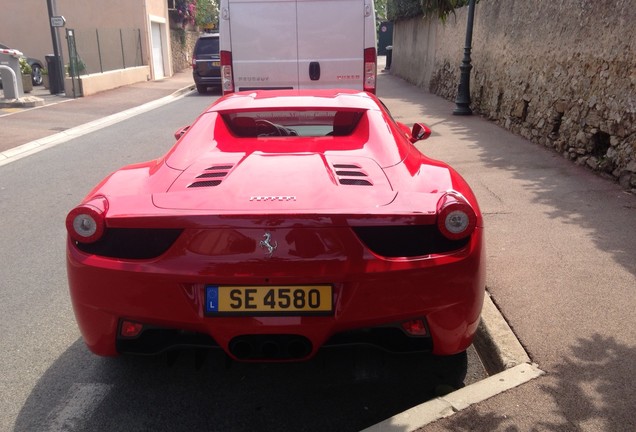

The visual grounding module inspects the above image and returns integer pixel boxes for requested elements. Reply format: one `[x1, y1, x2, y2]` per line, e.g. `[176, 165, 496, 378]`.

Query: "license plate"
[210, 61, 220, 67]
[205, 285, 333, 316]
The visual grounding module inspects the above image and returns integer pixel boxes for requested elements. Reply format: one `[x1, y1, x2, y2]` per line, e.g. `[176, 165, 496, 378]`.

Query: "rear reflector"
[401, 319, 428, 336]
[120, 321, 144, 338]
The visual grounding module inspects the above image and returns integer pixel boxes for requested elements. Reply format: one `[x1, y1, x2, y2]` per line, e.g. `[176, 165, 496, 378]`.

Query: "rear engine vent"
[340, 179, 373, 186]
[75, 228, 183, 259]
[188, 164, 234, 188]
[333, 163, 372, 186]
[353, 225, 470, 257]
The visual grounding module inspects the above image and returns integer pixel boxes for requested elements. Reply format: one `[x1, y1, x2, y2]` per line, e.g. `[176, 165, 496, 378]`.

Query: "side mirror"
[174, 125, 191, 140]
[410, 123, 431, 143]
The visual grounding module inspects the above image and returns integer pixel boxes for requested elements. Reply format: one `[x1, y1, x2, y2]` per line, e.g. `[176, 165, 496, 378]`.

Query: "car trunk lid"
[154, 153, 396, 212]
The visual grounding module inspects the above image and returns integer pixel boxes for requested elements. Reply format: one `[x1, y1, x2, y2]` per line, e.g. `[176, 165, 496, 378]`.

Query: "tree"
[388, 0, 474, 22]
[195, 0, 219, 30]
[421, 0, 470, 21]
[375, 0, 388, 21]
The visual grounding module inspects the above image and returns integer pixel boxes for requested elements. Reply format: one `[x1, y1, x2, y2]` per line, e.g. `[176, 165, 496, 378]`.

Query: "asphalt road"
[0, 91, 488, 432]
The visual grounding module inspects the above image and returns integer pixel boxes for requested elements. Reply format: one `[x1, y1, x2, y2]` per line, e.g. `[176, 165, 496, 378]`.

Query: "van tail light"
[66, 196, 108, 244]
[221, 50, 234, 94]
[437, 191, 477, 241]
[363, 47, 377, 94]
[191, 55, 197, 69]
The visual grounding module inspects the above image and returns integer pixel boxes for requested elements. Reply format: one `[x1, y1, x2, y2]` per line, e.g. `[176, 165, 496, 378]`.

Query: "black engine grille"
[75, 228, 183, 259]
[353, 225, 470, 257]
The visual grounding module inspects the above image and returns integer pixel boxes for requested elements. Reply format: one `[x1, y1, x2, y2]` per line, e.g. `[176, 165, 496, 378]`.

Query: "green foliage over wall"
[388, 0, 474, 22]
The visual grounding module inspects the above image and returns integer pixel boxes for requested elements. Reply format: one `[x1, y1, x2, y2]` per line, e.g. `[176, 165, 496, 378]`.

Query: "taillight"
[220, 50, 234, 94]
[66, 196, 108, 244]
[363, 47, 376, 94]
[191, 55, 196, 69]
[437, 191, 477, 241]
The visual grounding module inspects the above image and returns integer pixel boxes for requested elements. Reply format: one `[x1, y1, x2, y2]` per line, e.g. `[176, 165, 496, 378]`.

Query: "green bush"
[388, 0, 475, 22]
[19, 57, 32, 75]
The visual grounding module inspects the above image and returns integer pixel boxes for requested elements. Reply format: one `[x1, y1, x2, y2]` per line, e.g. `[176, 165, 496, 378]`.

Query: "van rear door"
[221, 0, 376, 93]
[297, 0, 364, 90]
[228, 0, 298, 91]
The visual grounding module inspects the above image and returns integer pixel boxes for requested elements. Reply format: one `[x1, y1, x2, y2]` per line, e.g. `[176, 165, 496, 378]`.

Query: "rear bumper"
[193, 72, 221, 86]
[67, 228, 485, 359]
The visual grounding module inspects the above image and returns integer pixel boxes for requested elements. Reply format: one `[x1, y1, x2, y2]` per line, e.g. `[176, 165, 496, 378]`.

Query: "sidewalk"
[0, 70, 195, 155]
[374, 70, 636, 431]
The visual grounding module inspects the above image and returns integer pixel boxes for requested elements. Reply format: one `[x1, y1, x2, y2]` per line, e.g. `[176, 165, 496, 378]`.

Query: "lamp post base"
[453, 104, 472, 116]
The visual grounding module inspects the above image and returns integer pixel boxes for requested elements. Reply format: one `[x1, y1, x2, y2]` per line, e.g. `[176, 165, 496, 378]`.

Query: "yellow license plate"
[205, 285, 333, 315]
[211, 61, 220, 67]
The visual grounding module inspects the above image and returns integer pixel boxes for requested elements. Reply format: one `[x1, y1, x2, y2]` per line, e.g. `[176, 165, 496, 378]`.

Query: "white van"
[219, 0, 377, 94]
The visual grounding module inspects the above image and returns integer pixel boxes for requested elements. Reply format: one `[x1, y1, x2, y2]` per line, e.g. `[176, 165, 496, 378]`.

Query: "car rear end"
[66, 91, 484, 360]
[66, 195, 485, 360]
[192, 33, 221, 93]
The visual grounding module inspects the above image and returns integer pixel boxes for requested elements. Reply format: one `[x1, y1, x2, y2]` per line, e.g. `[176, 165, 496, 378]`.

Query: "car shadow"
[14, 340, 472, 432]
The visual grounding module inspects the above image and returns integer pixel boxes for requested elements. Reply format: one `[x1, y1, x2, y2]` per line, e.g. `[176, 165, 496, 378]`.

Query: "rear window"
[221, 110, 364, 137]
[195, 37, 219, 56]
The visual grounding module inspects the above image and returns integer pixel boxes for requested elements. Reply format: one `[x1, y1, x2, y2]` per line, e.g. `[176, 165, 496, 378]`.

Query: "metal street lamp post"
[46, 0, 65, 94]
[453, 0, 476, 116]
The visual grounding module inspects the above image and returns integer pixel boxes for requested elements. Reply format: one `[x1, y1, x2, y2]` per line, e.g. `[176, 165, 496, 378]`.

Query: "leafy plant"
[66, 59, 86, 76]
[388, 0, 476, 22]
[19, 57, 32, 75]
[195, 0, 219, 29]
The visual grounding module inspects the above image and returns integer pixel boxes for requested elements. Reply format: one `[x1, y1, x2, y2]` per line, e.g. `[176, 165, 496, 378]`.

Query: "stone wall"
[170, 29, 199, 73]
[390, 0, 636, 192]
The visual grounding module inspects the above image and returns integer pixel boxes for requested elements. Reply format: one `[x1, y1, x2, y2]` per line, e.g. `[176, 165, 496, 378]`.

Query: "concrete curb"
[0, 84, 194, 167]
[0, 95, 45, 108]
[473, 291, 531, 374]
[361, 363, 544, 432]
[361, 292, 543, 432]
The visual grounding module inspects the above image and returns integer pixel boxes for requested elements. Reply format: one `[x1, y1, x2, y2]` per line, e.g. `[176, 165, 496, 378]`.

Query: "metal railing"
[66, 28, 144, 78]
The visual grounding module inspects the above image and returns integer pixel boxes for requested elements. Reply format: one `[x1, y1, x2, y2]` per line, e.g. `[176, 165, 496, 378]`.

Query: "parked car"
[191, 32, 221, 94]
[65, 89, 485, 364]
[0, 43, 44, 86]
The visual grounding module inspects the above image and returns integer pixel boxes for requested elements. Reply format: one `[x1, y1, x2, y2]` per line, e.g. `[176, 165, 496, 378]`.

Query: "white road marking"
[46, 383, 112, 432]
[0, 89, 193, 167]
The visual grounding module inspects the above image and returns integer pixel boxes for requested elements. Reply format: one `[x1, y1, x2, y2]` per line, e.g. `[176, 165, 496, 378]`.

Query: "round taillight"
[437, 194, 477, 241]
[66, 203, 106, 244]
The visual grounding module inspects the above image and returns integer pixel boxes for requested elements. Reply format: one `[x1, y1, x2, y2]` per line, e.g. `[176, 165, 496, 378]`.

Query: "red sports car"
[66, 89, 485, 361]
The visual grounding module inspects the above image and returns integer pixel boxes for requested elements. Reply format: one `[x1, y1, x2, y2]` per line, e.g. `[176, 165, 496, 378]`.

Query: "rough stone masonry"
[390, 0, 636, 193]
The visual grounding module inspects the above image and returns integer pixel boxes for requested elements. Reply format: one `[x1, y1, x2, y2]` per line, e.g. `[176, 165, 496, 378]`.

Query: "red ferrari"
[66, 89, 485, 361]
